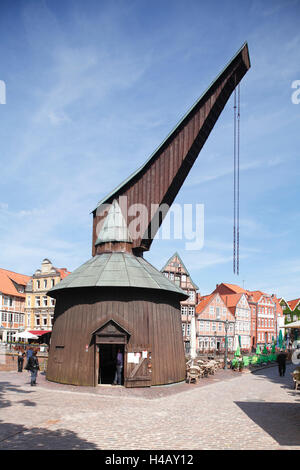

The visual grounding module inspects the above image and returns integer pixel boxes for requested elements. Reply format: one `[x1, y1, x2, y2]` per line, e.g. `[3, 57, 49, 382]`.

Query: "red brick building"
[213, 283, 281, 349]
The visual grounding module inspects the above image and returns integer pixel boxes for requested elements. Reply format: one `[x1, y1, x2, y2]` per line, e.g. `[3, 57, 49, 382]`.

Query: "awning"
[282, 321, 300, 329]
[28, 330, 52, 336]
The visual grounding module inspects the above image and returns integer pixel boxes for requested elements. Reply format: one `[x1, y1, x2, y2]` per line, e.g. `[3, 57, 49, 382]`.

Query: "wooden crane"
[92, 42, 251, 257]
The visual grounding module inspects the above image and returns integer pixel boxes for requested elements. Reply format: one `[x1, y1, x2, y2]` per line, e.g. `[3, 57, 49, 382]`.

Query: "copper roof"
[48, 252, 188, 299]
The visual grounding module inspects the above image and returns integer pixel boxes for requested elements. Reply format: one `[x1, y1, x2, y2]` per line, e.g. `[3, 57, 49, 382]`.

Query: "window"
[181, 274, 187, 283]
[186, 324, 191, 336]
[51, 279, 55, 288]
[35, 315, 40, 326]
[2, 312, 7, 322]
[209, 306, 214, 315]
[212, 322, 216, 332]
[181, 306, 188, 316]
[218, 322, 222, 332]
[43, 296, 47, 307]
[169, 273, 174, 281]
[199, 321, 204, 330]
[189, 291, 195, 302]
[27, 297, 31, 307]
[182, 324, 186, 335]
[42, 316, 48, 326]
[206, 322, 210, 331]
[44, 279, 47, 289]
[188, 307, 195, 317]
[36, 280, 40, 289]
[216, 307, 220, 319]
[35, 296, 40, 307]
[51, 298, 55, 307]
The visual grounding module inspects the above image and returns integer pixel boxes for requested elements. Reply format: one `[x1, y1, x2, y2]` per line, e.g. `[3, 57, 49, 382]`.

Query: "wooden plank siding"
[46, 287, 186, 387]
[92, 44, 250, 256]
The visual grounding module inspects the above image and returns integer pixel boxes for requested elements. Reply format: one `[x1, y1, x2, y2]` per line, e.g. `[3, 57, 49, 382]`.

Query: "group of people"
[17, 347, 40, 386]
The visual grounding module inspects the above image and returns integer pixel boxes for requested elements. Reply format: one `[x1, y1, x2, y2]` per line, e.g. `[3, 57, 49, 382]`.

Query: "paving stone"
[0, 364, 299, 450]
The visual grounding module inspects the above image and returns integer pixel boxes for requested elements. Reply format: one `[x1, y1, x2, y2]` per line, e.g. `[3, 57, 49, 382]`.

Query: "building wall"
[256, 295, 276, 345]
[47, 287, 186, 387]
[233, 295, 251, 350]
[0, 294, 26, 342]
[161, 254, 198, 352]
[25, 259, 68, 332]
[196, 294, 235, 352]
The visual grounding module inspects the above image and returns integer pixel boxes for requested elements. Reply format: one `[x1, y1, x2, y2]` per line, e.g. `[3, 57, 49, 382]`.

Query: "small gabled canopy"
[95, 199, 132, 246]
[91, 318, 131, 338]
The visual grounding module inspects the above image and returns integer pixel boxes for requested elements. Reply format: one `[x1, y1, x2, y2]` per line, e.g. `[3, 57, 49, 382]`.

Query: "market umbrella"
[238, 335, 242, 347]
[235, 344, 241, 357]
[278, 330, 283, 348]
[256, 344, 261, 355]
[14, 331, 38, 343]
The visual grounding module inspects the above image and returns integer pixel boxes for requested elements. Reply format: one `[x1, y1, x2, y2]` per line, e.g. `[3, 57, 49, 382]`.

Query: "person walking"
[17, 350, 25, 372]
[276, 349, 287, 377]
[112, 348, 123, 385]
[25, 350, 40, 386]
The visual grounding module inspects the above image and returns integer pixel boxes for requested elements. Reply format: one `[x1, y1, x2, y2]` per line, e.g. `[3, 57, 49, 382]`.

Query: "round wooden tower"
[46, 201, 187, 387]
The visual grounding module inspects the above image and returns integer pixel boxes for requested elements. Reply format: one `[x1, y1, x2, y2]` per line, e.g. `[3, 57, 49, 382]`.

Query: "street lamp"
[224, 320, 229, 370]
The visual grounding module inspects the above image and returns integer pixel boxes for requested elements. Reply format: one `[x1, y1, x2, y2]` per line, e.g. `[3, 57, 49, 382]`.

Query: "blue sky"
[0, 0, 300, 299]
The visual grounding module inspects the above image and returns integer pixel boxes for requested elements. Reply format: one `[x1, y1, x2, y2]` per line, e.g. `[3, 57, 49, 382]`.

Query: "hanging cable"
[237, 84, 240, 275]
[233, 82, 241, 275]
[233, 85, 237, 274]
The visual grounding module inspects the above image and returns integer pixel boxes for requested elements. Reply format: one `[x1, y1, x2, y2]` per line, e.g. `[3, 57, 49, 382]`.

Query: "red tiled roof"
[222, 283, 247, 293]
[0, 268, 30, 298]
[221, 293, 243, 308]
[196, 294, 215, 314]
[287, 298, 300, 311]
[54, 268, 71, 279]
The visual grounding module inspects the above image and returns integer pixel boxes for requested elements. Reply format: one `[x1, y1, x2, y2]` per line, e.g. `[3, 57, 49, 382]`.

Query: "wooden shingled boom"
[92, 43, 250, 256]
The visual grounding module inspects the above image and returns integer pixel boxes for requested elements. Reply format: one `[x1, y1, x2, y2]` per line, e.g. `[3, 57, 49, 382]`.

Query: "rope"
[233, 81, 240, 275]
[233, 86, 237, 274]
[237, 84, 240, 275]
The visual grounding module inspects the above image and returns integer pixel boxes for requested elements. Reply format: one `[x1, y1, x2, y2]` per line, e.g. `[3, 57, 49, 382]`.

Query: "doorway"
[98, 344, 124, 385]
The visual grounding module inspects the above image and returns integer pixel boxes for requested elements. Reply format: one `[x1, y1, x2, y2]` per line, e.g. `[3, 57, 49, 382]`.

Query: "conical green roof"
[47, 252, 188, 299]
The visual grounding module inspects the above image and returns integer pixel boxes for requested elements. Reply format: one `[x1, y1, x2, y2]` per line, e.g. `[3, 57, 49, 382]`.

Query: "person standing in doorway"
[112, 348, 123, 385]
[276, 349, 287, 377]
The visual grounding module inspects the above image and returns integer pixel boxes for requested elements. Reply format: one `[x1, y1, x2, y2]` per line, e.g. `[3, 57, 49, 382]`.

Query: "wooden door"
[124, 345, 152, 388]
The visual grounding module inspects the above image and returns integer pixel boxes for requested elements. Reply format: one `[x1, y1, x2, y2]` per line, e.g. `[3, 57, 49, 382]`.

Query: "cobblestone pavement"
[0, 364, 299, 450]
